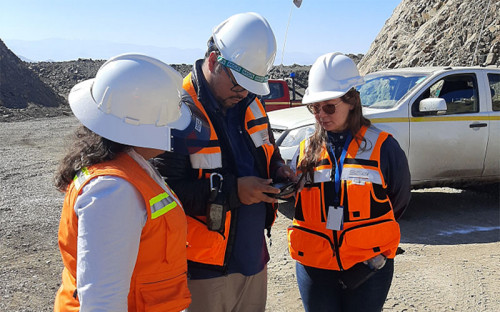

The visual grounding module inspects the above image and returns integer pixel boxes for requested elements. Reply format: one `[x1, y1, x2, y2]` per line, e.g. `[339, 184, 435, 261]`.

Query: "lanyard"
[327, 134, 352, 206]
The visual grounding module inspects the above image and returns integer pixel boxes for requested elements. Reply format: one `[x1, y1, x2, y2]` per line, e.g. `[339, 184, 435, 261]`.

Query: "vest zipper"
[334, 219, 394, 270]
[337, 219, 394, 246]
[332, 230, 343, 270]
[222, 205, 238, 275]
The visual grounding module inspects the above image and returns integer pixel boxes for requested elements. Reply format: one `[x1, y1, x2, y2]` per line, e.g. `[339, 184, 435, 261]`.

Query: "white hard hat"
[302, 52, 365, 104]
[68, 53, 191, 151]
[212, 12, 277, 95]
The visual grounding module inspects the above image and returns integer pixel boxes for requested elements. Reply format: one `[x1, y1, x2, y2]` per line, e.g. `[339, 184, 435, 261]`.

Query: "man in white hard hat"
[54, 54, 200, 311]
[152, 12, 295, 312]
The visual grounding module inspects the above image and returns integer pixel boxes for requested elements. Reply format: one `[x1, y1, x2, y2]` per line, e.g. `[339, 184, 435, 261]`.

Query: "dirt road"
[1, 116, 499, 311]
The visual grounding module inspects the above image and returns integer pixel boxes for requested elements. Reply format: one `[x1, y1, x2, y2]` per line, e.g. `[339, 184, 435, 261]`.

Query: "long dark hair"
[54, 125, 131, 192]
[298, 88, 371, 181]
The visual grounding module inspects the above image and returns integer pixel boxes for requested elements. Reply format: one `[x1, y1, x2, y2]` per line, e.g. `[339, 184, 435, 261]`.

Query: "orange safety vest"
[288, 126, 401, 271]
[54, 153, 191, 312]
[182, 73, 276, 268]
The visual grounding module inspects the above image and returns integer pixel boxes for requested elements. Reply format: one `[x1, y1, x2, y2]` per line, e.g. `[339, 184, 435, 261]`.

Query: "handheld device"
[267, 181, 297, 199]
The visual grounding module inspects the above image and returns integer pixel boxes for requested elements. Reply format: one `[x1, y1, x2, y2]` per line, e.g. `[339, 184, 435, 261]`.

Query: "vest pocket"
[287, 226, 338, 269]
[345, 180, 373, 220]
[300, 186, 324, 224]
[137, 271, 191, 312]
[186, 216, 227, 266]
[339, 220, 400, 268]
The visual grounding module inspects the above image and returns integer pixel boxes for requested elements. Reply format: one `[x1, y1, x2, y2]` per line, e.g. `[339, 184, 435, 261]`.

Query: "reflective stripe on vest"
[245, 100, 271, 148]
[342, 126, 388, 187]
[73, 167, 176, 219]
[73, 167, 90, 190]
[183, 74, 222, 169]
[56, 153, 190, 311]
[289, 125, 399, 270]
[181, 73, 276, 268]
[182, 74, 274, 170]
[149, 193, 178, 219]
[299, 141, 332, 183]
[299, 127, 387, 186]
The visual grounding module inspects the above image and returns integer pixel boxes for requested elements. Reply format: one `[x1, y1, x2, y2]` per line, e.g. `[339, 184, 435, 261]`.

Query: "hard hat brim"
[69, 79, 192, 151]
[231, 69, 270, 96]
[301, 90, 349, 105]
[302, 76, 365, 105]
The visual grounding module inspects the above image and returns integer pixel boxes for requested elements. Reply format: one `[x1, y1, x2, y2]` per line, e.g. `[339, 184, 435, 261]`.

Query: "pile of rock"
[0, 39, 67, 121]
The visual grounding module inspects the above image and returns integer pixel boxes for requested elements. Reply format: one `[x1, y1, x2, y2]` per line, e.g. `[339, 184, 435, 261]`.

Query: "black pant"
[296, 259, 394, 312]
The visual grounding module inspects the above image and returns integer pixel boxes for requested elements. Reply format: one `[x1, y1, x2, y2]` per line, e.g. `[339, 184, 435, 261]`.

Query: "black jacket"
[152, 59, 285, 221]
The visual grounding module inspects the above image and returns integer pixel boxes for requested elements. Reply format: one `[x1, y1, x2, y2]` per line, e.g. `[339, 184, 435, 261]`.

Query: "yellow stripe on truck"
[371, 115, 500, 123]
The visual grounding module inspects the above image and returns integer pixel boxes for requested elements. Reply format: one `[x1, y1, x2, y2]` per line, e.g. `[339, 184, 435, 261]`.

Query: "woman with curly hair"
[53, 53, 195, 311]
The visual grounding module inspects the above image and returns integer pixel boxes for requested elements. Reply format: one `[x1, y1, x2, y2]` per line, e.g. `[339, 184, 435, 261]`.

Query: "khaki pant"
[186, 266, 267, 312]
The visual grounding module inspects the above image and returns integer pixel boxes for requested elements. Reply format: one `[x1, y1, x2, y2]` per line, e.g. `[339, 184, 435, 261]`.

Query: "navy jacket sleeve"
[150, 152, 209, 216]
[150, 152, 240, 217]
[380, 135, 411, 220]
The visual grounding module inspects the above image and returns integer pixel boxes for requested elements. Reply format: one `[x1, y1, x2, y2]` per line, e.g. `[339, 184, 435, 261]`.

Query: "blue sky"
[1, 0, 401, 65]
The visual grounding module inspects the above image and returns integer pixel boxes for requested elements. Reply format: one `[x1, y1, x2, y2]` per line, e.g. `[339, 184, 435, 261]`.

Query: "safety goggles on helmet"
[307, 101, 342, 115]
[219, 62, 247, 93]
[211, 12, 276, 95]
[217, 56, 269, 94]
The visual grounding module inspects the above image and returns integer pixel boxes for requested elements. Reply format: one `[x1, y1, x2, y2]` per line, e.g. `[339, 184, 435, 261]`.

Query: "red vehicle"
[261, 78, 303, 112]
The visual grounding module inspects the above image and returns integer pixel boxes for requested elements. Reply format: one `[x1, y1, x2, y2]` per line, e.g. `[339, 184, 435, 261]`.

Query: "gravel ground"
[1, 116, 499, 312]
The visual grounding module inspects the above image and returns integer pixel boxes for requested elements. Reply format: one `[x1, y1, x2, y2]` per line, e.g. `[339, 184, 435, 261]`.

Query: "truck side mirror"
[419, 98, 447, 114]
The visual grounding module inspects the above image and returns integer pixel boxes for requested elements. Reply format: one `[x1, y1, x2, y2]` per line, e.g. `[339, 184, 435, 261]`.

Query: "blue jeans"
[296, 259, 394, 312]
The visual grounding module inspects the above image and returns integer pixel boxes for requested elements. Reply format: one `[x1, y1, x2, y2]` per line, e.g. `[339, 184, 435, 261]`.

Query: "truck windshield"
[261, 81, 285, 100]
[358, 73, 428, 108]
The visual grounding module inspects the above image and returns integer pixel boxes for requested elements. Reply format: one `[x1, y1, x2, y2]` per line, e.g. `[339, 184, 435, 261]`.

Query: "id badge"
[326, 206, 344, 230]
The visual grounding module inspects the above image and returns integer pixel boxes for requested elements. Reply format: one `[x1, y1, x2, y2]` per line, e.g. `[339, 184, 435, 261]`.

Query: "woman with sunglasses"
[288, 52, 411, 312]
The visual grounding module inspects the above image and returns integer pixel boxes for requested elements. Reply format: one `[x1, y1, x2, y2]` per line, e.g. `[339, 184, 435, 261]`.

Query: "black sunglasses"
[307, 102, 341, 115]
[220, 65, 247, 93]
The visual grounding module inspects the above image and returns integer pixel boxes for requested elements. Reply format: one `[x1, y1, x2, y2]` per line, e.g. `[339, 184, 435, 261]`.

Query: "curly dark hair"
[298, 88, 371, 181]
[54, 125, 131, 192]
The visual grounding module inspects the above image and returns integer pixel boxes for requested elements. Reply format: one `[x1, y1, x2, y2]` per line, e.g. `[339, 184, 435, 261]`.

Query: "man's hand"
[237, 177, 280, 205]
[274, 165, 299, 199]
[276, 165, 297, 182]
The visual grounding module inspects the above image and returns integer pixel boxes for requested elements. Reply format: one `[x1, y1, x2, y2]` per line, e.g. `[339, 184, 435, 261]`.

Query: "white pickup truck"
[268, 66, 500, 188]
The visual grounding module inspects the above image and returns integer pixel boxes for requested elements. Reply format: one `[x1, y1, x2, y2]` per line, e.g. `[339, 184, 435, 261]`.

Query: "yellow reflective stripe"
[149, 192, 177, 219]
[73, 167, 90, 189]
[265, 101, 291, 105]
[371, 115, 500, 123]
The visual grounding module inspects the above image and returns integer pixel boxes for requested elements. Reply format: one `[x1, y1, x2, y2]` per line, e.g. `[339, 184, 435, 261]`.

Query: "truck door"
[483, 72, 500, 177]
[408, 72, 488, 183]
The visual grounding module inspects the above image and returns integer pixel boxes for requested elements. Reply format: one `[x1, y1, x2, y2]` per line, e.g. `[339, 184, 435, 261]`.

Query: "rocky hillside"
[359, 0, 499, 74]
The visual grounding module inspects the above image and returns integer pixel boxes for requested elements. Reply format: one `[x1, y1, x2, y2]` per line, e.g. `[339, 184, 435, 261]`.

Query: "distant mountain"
[4, 38, 205, 64]
[17, 55, 33, 62]
[3, 38, 322, 66]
